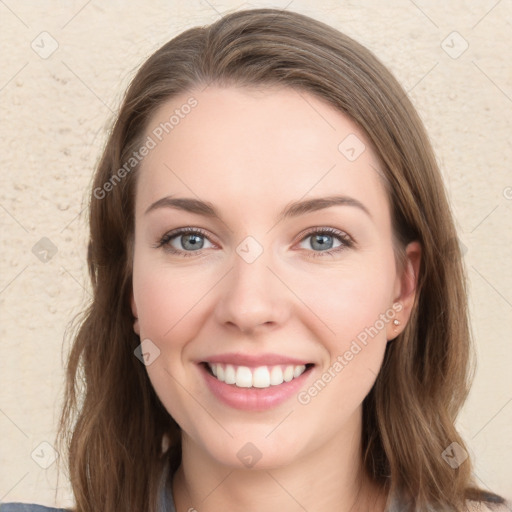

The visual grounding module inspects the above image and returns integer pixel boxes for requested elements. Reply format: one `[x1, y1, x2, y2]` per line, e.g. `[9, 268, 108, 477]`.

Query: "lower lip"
[200, 364, 313, 411]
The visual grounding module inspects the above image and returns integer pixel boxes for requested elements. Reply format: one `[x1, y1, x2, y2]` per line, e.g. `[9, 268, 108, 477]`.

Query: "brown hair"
[56, 8, 505, 512]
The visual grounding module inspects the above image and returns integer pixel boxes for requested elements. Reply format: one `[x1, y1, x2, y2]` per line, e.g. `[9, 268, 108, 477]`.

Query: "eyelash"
[154, 226, 354, 258]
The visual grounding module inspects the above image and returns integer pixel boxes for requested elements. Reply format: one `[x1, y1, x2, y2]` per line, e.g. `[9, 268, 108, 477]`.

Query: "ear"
[387, 241, 421, 340]
[131, 291, 140, 336]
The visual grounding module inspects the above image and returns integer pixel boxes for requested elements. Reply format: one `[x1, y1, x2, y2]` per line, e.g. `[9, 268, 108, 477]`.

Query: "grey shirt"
[0, 462, 396, 512]
[2, 463, 506, 512]
[155, 461, 403, 512]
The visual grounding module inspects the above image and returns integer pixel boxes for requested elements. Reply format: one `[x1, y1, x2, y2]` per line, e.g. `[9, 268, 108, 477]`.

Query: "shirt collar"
[157, 460, 407, 512]
[157, 459, 176, 512]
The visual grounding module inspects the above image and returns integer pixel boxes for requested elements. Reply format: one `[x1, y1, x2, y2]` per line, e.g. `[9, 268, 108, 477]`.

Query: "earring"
[393, 319, 400, 330]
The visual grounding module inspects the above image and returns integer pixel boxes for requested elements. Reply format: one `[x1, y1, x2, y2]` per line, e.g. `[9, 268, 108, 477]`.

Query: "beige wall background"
[1, 0, 511, 507]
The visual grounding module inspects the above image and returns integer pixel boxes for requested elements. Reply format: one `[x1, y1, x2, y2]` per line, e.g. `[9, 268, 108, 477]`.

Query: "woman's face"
[131, 85, 420, 469]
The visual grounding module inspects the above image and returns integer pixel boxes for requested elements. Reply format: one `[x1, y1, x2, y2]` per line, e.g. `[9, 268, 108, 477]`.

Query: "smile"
[206, 362, 309, 388]
[199, 354, 315, 411]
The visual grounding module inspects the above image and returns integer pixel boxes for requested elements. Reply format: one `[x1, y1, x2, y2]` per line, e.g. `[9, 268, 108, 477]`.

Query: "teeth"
[225, 364, 236, 384]
[207, 363, 307, 388]
[283, 366, 294, 382]
[252, 367, 270, 388]
[236, 366, 253, 388]
[293, 365, 304, 378]
[269, 366, 284, 385]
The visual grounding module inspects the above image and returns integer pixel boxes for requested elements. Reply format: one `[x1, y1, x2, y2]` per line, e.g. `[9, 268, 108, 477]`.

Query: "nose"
[213, 245, 291, 335]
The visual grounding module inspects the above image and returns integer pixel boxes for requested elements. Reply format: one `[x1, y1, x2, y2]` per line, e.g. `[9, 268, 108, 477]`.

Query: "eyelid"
[296, 226, 353, 244]
[293, 226, 355, 256]
[155, 226, 355, 257]
[154, 227, 218, 255]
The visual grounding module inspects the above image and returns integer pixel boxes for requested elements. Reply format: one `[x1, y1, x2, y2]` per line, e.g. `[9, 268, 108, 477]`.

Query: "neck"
[171, 414, 387, 512]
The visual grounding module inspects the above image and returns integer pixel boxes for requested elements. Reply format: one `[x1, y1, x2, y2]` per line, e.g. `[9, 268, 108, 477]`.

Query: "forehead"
[136, 85, 389, 221]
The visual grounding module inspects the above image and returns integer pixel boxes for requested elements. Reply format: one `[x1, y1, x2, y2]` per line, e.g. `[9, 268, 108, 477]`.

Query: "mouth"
[202, 362, 314, 389]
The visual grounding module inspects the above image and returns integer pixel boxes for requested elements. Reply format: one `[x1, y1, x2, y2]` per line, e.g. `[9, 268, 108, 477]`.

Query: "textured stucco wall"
[1, 0, 511, 507]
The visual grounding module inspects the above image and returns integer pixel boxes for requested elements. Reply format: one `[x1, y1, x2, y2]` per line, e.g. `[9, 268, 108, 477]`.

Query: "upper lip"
[201, 353, 312, 367]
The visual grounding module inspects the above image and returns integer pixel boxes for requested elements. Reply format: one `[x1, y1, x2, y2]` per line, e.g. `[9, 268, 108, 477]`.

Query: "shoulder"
[466, 499, 512, 512]
[0, 504, 71, 512]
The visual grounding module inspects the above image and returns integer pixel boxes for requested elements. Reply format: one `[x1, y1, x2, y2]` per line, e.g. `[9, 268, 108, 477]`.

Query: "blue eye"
[156, 228, 214, 257]
[303, 232, 339, 251]
[155, 226, 354, 258]
[298, 227, 353, 258]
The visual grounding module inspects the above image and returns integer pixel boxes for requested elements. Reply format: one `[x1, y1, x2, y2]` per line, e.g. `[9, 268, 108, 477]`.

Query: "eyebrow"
[144, 195, 372, 221]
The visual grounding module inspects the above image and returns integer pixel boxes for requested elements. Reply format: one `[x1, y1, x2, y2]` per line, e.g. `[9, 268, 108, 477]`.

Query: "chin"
[197, 430, 304, 471]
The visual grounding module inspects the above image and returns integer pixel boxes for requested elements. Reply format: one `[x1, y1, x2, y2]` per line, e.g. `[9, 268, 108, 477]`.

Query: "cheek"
[132, 258, 213, 341]
[132, 261, 210, 430]
[288, 257, 396, 346]
[295, 263, 394, 414]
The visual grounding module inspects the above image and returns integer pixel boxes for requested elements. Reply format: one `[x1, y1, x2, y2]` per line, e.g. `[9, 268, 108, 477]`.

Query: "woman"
[2, 8, 508, 512]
